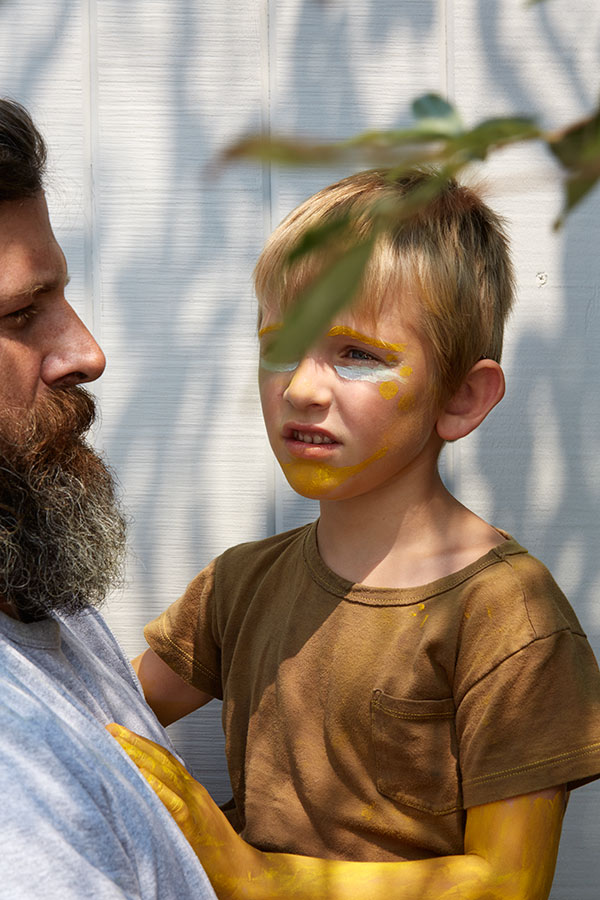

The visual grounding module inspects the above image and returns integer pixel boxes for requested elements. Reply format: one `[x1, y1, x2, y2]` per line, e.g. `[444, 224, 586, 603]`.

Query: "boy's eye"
[346, 347, 379, 362]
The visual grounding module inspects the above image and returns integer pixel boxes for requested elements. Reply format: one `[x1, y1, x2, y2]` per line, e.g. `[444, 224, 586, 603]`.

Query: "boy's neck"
[316, 468, 505, 589]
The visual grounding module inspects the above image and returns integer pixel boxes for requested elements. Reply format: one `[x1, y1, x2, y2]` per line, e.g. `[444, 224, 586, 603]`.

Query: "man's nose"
[40, 300, 106, 388]
[282, 356, 332, 409]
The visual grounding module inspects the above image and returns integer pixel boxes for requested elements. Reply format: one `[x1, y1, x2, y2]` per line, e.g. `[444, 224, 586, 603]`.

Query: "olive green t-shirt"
[145, 522, 600, 861]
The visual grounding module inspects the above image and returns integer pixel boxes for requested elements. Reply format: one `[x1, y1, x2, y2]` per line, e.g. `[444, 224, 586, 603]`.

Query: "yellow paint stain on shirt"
[420, 614, 429, 628]
[282, 447, 388, 497]
[487, 607, 493, 618]
[378, 381, 399, 399]
[360, 802, 376, 821]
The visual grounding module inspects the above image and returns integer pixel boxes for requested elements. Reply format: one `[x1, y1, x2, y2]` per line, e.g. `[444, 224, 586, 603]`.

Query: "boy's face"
[258, 294, 444, 503]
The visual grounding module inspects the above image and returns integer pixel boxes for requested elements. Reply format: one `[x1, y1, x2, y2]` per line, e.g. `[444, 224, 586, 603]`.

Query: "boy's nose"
[282, 357, 332, 410]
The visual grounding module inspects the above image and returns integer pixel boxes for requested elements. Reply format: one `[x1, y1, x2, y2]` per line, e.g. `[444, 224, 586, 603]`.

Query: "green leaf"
[287, 215, 351, 265]
[454, 116, 540, 161]
[223, 135, 338, 166]
[265, 238, 375, 365]
[549, 104, 600, 168]
[412, 94, 463, 137]
[548, 101, 600, 224]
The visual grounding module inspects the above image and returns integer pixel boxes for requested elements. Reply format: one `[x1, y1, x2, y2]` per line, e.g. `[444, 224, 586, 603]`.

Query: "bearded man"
[0, 98, 216, 899]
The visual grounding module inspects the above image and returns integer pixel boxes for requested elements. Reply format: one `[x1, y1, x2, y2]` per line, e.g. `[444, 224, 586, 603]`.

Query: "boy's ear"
[436, 359, 505, 442]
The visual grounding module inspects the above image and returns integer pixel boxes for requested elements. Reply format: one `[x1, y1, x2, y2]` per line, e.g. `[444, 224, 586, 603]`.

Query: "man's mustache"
[0, 386, 97, 460]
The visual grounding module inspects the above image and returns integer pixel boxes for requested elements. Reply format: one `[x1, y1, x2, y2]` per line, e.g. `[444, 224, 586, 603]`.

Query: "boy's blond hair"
[254, 169, 515, 406]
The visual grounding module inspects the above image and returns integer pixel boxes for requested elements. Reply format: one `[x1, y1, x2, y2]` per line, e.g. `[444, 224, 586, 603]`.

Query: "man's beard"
[0, 386, 127, 623]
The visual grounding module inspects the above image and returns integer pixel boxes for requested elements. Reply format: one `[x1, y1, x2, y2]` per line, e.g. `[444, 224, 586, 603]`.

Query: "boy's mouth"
[282, 424, 339, 454]
[292, 430, 334, 445]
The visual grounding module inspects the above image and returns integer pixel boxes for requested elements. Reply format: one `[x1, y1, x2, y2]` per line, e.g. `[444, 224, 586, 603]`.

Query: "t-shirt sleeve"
[457, 627, 600, 807]
[144, 558, 223, 699]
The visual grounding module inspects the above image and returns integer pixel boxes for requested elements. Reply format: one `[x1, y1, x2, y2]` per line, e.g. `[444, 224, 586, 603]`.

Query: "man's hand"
[106, 723, 566, 900]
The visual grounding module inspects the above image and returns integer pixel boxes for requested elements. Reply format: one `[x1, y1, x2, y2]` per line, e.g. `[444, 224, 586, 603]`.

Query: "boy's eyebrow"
[327, 326, 406, 353]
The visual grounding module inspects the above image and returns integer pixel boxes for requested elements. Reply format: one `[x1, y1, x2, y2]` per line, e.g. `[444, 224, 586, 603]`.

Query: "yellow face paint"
[257, 323, 282, 338]
[398, 393, 415, 411]
[283, 447, 388, 498]
[378, 381, 399, 399]
[326, 325, 406, 354]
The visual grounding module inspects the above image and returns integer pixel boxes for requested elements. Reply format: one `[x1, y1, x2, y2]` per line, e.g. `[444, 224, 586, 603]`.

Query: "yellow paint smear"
[397, 393, 415, 411]
[379, 381, 399, 399]
[283, 447, 388, 497]
[360, 802, 375, 821]
[399, 365, 413, 378]
[327, 326, 406, 354]
[258, 323, 282, 338]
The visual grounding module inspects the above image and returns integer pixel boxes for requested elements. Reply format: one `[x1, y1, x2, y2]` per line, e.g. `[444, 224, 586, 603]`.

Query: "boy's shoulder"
[469, 537, 584, 636]
[215, 521, 315, 581]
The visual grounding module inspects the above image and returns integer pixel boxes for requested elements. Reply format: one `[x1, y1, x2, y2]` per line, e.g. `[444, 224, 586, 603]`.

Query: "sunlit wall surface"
[0, 3, 598, 896]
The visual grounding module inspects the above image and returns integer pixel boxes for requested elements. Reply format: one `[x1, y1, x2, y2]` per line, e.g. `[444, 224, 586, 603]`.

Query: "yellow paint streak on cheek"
[397, 393, 415, 411]
[282, 447, 388, 497]
[378, 381, 399, 399]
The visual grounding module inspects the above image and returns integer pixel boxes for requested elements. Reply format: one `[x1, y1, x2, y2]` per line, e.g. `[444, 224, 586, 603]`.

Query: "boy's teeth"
[293, 430, 333, 445]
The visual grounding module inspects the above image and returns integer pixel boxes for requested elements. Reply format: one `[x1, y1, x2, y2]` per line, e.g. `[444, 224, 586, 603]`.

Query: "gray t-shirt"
[0, 606, 217, 899]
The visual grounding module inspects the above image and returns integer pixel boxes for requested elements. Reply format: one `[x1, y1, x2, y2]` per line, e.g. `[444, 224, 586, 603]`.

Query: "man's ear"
[436, 359, 505, 442]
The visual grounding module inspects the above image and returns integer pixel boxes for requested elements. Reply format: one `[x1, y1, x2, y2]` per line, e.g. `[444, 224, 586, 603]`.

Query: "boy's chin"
[280, 450, 387, 501]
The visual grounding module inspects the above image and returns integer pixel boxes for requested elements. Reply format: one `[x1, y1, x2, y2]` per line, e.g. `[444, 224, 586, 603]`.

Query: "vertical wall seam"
[440, 0, 456, 490]
[441, 0, 455, 103]
[82, 0, 102, 374]
[260, 0, 274, 238]
[260, 0, 277, 535]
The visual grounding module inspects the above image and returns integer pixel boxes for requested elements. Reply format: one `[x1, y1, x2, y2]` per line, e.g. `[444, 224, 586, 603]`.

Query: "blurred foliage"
[228, 88, 600, 362]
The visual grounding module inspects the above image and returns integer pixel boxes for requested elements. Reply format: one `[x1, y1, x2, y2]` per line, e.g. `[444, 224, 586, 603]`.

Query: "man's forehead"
[0, 194, 67, 301]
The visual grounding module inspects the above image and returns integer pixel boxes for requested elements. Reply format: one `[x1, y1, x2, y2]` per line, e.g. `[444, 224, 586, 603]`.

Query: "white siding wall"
[0, 1, 598, 895]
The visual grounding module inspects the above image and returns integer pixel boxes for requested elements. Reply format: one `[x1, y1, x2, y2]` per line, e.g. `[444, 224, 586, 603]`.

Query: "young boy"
[114, 170, 600, 899]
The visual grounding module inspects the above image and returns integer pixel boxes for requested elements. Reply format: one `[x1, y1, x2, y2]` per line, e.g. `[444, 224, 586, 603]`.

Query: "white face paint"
[259, 358, 299, 374]
[333, 364, 409, 384]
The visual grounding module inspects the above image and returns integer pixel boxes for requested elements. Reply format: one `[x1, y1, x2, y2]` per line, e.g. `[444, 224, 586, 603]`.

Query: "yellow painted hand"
[105, 722, 259, 893]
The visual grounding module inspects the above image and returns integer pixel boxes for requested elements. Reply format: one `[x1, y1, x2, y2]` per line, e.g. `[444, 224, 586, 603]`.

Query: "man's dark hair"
[0, 98, 46, 201]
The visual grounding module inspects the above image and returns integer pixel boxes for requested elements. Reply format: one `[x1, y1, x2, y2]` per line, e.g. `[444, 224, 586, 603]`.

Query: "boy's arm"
[132, 648, 214, 726]
[107, 724, 565, 900]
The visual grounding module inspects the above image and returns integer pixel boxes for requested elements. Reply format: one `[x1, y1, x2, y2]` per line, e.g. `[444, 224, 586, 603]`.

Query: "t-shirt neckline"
[302, 520, 527, 606]
[0, 610, 61, 649]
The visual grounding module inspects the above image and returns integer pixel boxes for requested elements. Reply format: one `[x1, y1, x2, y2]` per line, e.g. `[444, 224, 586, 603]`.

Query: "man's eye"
[3, 305, 37, 326]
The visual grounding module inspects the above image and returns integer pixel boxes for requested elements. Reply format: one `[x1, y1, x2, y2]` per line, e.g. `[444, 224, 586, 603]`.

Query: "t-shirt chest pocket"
[370, 689, 463, 815]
